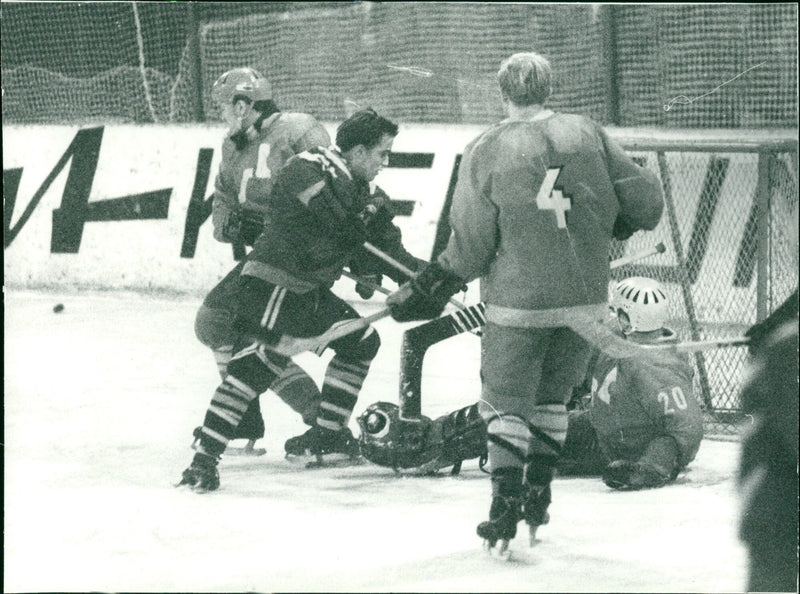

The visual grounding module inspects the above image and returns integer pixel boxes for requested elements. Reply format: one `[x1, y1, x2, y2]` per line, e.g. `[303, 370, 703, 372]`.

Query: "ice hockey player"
[737, 196, 798, 591]
[360, 276, 703, 492]
[386, 51, 664, 556]
[179, 108, 421, 492]
[193, 66, 330, 455]
[558, 276, 703, 489]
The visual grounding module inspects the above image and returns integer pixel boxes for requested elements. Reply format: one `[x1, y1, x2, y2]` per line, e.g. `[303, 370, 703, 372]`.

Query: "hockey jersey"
[242, 147, 415, 291]
[586, 330, 703, 474]
[212, 112, 331, 244]
[438, 111, 664, 316]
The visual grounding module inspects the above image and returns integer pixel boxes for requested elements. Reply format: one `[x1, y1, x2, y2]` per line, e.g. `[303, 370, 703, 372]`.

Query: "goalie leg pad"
[433, 403, 488, 471]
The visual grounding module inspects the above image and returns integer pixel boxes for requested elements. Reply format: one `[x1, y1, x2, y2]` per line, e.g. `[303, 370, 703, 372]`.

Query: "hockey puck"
[53, 303, 65, 313]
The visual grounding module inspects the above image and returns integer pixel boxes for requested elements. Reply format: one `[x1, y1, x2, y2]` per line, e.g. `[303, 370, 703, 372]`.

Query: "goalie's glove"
[386, 262, 466, 322]
[602, 459, 670, 490]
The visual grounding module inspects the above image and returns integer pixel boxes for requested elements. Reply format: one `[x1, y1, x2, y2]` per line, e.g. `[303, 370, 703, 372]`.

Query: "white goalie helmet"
[610, 276, 669, 334]
[211, 67, 272, 106]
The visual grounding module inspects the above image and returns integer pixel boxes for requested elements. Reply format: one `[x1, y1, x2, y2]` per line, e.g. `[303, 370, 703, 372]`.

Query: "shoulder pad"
[297, 147, 352, 180]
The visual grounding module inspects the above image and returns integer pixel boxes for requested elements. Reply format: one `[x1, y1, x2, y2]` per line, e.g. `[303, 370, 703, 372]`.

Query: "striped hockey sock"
[317, 356, 370, 431]
[212, 345, 233, 379]
[524, 404, 568, 531]
[526, 404, 568, 475]
[197, 375, 260, 458]
[196, 344, 286, 457]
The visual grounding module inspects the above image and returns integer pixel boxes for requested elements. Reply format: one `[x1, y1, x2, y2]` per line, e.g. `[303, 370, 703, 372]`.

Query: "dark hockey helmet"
[356, 402, 435, 470]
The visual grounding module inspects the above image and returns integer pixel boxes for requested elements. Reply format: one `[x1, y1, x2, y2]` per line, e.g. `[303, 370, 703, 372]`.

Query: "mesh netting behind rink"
[193, 3, 606, 125]
[2, 3, 796, 126]
[615, 4, 798, 127]
[0, 2, 188, 124]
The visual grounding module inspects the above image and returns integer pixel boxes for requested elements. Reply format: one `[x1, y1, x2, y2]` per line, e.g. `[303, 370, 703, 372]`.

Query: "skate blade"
[483, 538, 512, 560]
[528, 525, 540, 546]
[225, 446, 267, 457]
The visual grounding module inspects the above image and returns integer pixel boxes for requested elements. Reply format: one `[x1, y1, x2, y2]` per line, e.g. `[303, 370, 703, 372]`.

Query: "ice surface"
[4, 289, 748, 592]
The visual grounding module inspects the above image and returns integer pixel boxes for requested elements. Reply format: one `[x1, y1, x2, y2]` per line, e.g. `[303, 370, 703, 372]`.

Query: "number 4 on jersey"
[536, 167, 571, 228]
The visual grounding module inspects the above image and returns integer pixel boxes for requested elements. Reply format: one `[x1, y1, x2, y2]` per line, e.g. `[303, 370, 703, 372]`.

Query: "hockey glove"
[612, 215, 637, 241]
[602, 459, 670, 490]
[239, 208, 266, 245]
[220, 207, 266, 246]
[386, 262, 466, 322]
[355, 274, 382, 300]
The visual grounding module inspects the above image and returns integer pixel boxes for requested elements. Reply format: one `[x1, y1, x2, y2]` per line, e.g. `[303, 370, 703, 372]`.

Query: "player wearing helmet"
[194, 66, 331, 455]
[180, 109, 422, 492]
[736, 198, 798, 592]
[560, 276, 704, 490]
[386, 51, 664, 555]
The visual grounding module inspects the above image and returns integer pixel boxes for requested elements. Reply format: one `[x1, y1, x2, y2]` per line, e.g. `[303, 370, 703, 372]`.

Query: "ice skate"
[523, 484, 551, 546]
[225, 438, 267, 457]
[285, 425, 361, 467]
[193, 426, 266, 457]
[476, 494, 523, 560]
[176, 452, 220, 493]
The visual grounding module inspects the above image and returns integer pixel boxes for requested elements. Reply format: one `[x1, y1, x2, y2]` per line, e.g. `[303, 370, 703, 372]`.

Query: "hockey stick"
[362, 242, 467, 310]
[562, 307, 750, 359]
[269, 308, 392, 357]
[398, 243, 667, 418]
[656, 337, 750, 352]
[610, 241, 666, 269]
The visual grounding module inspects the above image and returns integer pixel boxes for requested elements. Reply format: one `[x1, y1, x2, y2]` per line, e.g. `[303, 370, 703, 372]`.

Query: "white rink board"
[3, 123, 789, 314]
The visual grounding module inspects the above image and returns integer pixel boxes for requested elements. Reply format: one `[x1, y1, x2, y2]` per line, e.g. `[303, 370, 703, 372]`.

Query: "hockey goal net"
[610, 131, 797, 435]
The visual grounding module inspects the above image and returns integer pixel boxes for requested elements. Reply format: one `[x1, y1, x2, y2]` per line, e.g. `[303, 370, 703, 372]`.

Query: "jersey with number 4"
[587, 339, 703, 470]
[438, 111, 663, 311]
[212, 112, 331, 243]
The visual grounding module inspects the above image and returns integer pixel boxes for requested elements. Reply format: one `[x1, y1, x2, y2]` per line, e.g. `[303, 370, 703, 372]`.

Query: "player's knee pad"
[486, 414, 531, 467]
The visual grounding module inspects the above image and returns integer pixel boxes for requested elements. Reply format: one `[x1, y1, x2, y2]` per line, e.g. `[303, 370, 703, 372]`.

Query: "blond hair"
[497, 52, 553, 106]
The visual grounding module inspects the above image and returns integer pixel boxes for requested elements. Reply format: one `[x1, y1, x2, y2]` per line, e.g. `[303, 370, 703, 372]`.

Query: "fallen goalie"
[358, 276, 705, 490]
